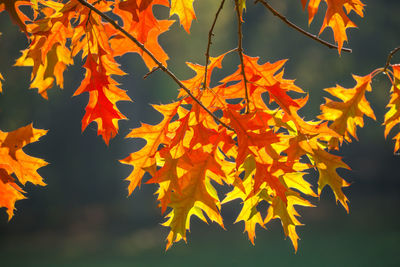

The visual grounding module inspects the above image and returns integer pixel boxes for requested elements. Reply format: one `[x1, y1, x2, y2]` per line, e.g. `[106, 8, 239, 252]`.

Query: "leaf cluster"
[0, 0, 399, 251]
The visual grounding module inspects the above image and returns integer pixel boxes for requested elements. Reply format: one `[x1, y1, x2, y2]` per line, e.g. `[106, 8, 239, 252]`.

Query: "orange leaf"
[309, 144, 351, 212]
[264, 192, 312, 251]
[14, 1, 76, 98]
[0, 0, 31, 35]
[301, 0, 365, 53]
[0, 124, 47, 219]
[162, 149, 224, 250]
[222, 159, 266, 245]
[0, 72, 3, 93]
[170, 0, 196, 33]
[384, 65, 400, 153]
[120, 101, 181, 195]
[74, 50, 131, 144]
[111, 0, 172, 69]
[318, 74, 375, 149]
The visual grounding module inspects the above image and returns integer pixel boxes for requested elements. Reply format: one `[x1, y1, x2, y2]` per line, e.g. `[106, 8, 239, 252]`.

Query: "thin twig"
[384, 46, 400, 72]
[143, 66, 161, 79]
[77, 0, 234, 132]
[203, 0, 226, 90]
[255, 0, 352, 53]
[234, 0, 250, 114]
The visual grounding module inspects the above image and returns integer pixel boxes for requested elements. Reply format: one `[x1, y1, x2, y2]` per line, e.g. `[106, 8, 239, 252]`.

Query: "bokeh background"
[1, 0, 399, 266]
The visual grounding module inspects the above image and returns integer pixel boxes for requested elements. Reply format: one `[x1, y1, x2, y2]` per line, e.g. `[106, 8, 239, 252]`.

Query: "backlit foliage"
[0, 124, 47, 219]
[0, 0, 399, 251]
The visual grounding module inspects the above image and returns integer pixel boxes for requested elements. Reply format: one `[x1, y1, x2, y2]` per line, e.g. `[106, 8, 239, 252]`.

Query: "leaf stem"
[234, 0, 250, 114]
[255, 0, 352, 53]
[370, 46, 400, 80]
[384, 46, 400, 72]
[77, 0, 234, 132]
[203, 0, 226, 90]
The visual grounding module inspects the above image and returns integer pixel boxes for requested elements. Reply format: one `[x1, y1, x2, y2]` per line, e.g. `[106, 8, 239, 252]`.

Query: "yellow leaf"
[310, 146, 351, 212]
[170, 0, 196, 33]
[0, 124, 47, 219]
[163, 150, 224, 250]
[384, 65, 400, 153]
[238, 0, 246, 17]
[264, 192, 313, 251]
[301, 0, 365, 53]
[120, 102, 181, 195]
[319, 74, 375, 149]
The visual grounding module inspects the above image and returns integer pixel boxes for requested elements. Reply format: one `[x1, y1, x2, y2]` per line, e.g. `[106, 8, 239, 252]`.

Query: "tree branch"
[255, 0, 352, 53]
[234, 0, 250, 114]
[203, 0, 226, 90]
[77, 0, 234, 132]
[384, 46, 400, 72]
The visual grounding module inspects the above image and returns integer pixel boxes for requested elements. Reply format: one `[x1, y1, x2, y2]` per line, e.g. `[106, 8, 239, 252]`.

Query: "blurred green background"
[0, 0, 399, 266]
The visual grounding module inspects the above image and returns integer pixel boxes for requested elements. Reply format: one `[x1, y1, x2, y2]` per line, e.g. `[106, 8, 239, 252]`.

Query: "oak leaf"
[222, 156, 265, 245]
[263, 192, 312, 251]
[73, 50, 130, 144]
[121, 101, 181, 195]
[318, 74, 375, 149]
[384, 65, 400, 153]
[162, 149, 225, 250]
[308, 143, 351, 211]
[170, 0, 196, 33]
[0, 124, 47, 219]
[0, 0, 31, 35]
[111, 0, 172, 69]
[14, 0, 76, 98]
[301, 0, 365, 53]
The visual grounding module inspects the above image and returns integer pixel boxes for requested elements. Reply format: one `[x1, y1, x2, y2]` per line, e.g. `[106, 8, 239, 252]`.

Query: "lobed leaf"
[301, 0, 365, 53]
[170, 0, 196, 33]
[319, 74, 375, 149]
[0, 124, 47, 219]
[384, 65, 400, 153]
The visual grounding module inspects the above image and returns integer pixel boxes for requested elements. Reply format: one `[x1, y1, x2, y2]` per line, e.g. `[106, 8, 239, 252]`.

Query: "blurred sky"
[0, 0, 400, 266]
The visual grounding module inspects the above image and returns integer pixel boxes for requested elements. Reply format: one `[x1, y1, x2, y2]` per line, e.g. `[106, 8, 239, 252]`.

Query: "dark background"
[0, 0, 399, 266]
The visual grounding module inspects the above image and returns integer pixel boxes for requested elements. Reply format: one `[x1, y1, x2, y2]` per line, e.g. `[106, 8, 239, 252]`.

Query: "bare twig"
[255, 0, 352, 53]
[203, 0, 226, 90]
[234, 0, 250, 113]
[143, 66, 161, 79]
[384, 46, 400, 72]
[77, 0, 234, 131]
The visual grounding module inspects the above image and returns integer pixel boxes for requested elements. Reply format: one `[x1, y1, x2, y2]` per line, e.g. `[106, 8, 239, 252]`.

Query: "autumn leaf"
[238, 0, 246, 16]
[0, 124, 47, 219]
[73, 50, 131, 144]
[121, 101, 181, 195]
[384, 64, 400, 153]
[318, 74, 375, 149]
[170, 0, 196, 33]
[70, 3, 133, 144]
[116, 0, 155, 21]
[263, 191, 313, 251]
[0, 0, 31, 35]
[222, 155, 265, 245]
[219, 54, 337, 139]
[0, 72, 3, 93]
[16, 43, 74, 98]
[162, 149, 225, 250]
[0, 0, 387, 253]
[0, 172, 26, 220]
[14, 0, 76, 98]
[308, 142, 351, 212]
[301, 0, 365, 53]
[111, 0, 172, 69]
